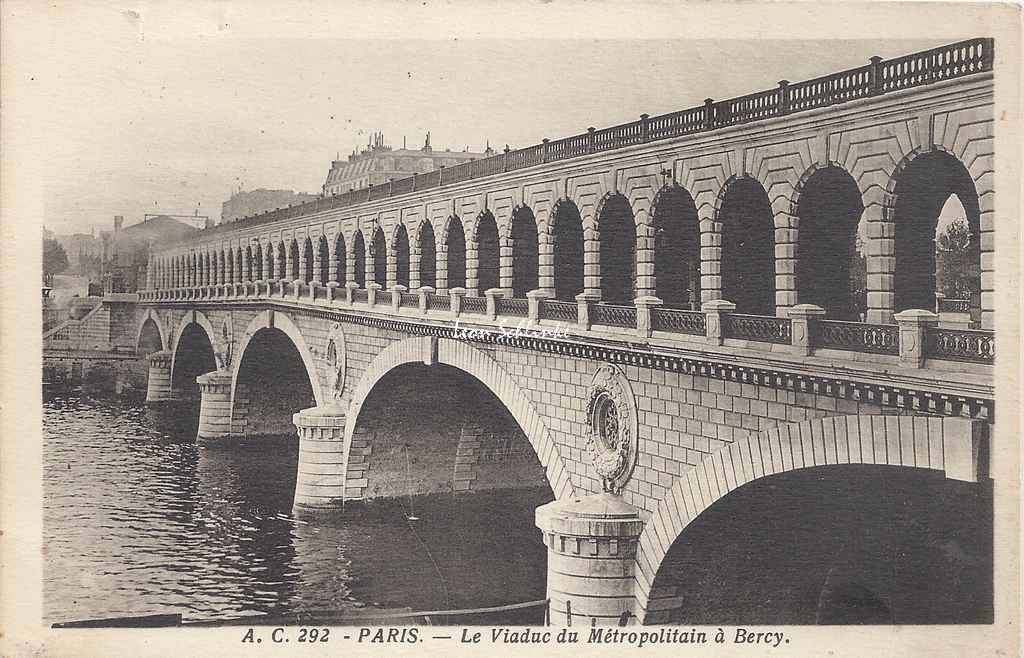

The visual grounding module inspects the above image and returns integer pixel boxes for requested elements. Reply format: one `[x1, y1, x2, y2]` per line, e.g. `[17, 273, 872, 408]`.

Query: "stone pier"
[145, 350, 173, 403]
[535, 493, 645, 626]
[292, 403, 347, 513]
[196, 370, 233, 442]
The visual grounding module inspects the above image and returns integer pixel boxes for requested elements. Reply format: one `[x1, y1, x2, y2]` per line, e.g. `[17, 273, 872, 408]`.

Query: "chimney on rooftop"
[114, 215, 124, 233]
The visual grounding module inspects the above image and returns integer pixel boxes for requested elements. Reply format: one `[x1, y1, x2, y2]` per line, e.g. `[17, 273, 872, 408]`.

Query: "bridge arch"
[370, 226, 387, 285]
[390, 223, 410, 288]
[635, 414, 989, 623]
[417, 220, 437, 288]
[472, 210, 499, 293]
[136, 310, 167, 355]
[651, 183, 701, 309]
[351, 229, 367, 287]
[595, 191, 637, 304]
[510, 205, 539, 297]
[332, 232, 347, 285]
[342, 337, 576, 501]
[170, 310, 218, 399]
[551, 198, 585, 301]
[230, 310, 324, 434]
[443, 215, 467, 290]
[715, 174, 776, 315]
[792, 164, 866, 320]
[885, 147, 982, 317]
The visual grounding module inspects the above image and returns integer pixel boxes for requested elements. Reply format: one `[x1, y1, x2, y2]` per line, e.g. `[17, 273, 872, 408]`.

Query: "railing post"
[345, 281, 358, 305]
[411, 172, 417, 192]
[894, 309, 939, 368]
[702, 299, 736, 346]
[934, 292, 946, 314]
[639, 114, 649, 142]
[484, 288, 505, 321]
[869, 55, 883, 95]
[326, 280, 339, 302]
[391, 284, 407, 313]
[788, 304, 826, 356]
[587, 127, 596, 153]
[633, 295, 662, 338]
[503, 146, 510, 172]
[527, 289, 552, 325]
[541, 138, 550, 163]
[449, 286, 467, 316]
[366, 281, 382, 306]
[777, 80, 790, 115]
[418, 286, 435, 314]
[575, 291, 600, 331]
[983, 38, 995, 70]
[703, 98, 715, 129]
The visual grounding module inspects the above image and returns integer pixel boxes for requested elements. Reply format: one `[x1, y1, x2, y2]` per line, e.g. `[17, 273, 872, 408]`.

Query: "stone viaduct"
[45, 39, 997, 625]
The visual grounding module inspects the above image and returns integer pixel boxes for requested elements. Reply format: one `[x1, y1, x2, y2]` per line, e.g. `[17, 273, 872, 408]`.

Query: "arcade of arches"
[157, 151, 986, 326]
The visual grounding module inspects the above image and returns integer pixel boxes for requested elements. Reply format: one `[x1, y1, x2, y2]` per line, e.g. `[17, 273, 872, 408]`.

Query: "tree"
[935, 217, 976, 299]
[43, 238, 69, 282]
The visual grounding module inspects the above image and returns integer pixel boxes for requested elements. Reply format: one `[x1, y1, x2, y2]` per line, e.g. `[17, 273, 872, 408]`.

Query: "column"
[292, 403, 347, 513]
[634, 223, 655, 298]
[537, 232, 556, 297]
[196, 370, 234, 443]
[699, 214, 722, 304]
[583, 226, 601, 297]
[535, 493, 644, 626]
[145, 351, 173, 403]
[774, 208, 798, 315]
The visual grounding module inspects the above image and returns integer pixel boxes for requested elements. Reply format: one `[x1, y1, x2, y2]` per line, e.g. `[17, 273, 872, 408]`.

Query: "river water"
[43, 393, 551, 625]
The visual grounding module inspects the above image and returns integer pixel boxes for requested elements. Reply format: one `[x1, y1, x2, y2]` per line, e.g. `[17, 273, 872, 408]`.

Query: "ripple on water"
[44, 395, 550, 624]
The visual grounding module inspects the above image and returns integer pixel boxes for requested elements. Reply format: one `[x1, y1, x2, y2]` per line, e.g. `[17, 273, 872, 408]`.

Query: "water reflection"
[43, 394, 549, 624]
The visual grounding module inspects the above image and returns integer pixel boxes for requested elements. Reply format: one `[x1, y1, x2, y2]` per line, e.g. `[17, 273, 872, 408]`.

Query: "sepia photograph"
[2, 1, 1019, 656]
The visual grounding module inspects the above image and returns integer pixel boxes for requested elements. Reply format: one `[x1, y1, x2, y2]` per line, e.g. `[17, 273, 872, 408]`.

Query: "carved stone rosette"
[585, 363, 639, 494]
[324, 322, 347, 401]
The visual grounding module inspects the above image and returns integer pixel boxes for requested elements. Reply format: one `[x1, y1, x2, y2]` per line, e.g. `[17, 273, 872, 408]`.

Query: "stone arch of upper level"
[342, 336, 577, 501]
[633, 413, 989, 622]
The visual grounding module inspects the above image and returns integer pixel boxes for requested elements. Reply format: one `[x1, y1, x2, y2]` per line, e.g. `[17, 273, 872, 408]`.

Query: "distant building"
[55, 230, 103, 274]
[323, 132, 494, 197]
[221, 189, 319, 224]
[101, 214, 202, 293]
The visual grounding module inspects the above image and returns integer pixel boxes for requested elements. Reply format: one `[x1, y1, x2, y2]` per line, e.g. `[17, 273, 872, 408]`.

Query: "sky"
[6, 3, 961, 235]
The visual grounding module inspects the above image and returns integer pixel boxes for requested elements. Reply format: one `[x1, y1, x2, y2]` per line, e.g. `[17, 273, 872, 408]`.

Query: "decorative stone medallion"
[325, 322, 347, 401]
[585, 363, 639, 494]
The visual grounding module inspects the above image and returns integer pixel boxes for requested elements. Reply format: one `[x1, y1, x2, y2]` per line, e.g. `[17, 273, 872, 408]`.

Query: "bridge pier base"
[196, 370, 234, 443]
[292, 403, 347, 513]
[145, 350, 173, 403]
[535, 493, 644, 626]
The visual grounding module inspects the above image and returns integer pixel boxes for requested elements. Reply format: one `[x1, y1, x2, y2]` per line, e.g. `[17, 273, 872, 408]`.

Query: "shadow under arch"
[169, 310, 218, 399]
[231, 309, 325, 412]
[136, 309, 167, 355]
[342, 337, 576, 502]
[635, 414, 991, 625]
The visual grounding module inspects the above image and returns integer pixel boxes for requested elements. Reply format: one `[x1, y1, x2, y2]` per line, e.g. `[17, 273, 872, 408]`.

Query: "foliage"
[43, 238, 69, 279]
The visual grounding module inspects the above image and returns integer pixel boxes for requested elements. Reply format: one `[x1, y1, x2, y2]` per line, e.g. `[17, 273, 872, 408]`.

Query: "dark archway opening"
[552, 201, 584, 302]
[797, 167, 866, 320]
[334, 234, 347, 286]
[302, 238, 314, 283]
[234, 327, 315, 437]
[650, 465, 992, 625]
[419, 222, 437, 289]
[653, 186, 701, 309]
[720, 178, 775, 315]
[276, 243, 287, 280]
[394, 225, 410, 288]
[476, 213, 500, 294]
[419, 224, 436, 288]
[289, 241, 300, 280]
[349, 362, 553, 617]
[317, 237, 329, 285]
[511, 208, 539, 297]
[598, 194, 636, 304]
[372, 227, 387, 286]
[171, 324, 216, 400]
[138, 319, 163, 356]
[893, 151, 981, 317]
[353, 231, 366, 288]
[446, 218, 467, 289]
